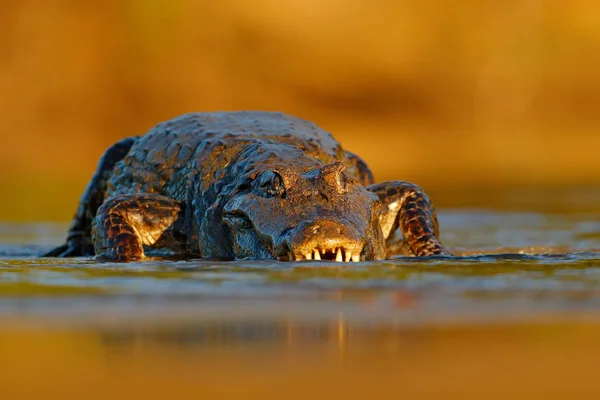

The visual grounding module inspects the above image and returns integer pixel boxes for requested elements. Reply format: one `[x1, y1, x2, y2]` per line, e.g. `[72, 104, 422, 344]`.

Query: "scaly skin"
[45, 111, 451, 262]
[92, 194, 186, 261]
[367, 181, 451, 256]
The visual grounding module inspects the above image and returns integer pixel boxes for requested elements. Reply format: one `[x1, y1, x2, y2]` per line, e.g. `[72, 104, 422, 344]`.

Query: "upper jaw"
[274, 237, 367, 262]
[290, 247, 365, 262]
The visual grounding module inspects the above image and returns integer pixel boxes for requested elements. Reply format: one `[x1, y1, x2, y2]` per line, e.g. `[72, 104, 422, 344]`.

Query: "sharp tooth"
[345, 250, 351, 262]
[288, 252, 293, 261]
[314, 249, 321, 260]
[352, 255, 360, 262]
[335, 248, 342, 262]
[360, 255, 366, 262]
[304, 253, 312, 260]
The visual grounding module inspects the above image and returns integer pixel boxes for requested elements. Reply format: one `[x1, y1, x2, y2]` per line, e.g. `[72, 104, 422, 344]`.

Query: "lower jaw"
[278, 252, 368, 262]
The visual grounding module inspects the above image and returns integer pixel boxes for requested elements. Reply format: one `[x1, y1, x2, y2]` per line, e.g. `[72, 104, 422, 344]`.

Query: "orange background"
[2, 1, 600, 220]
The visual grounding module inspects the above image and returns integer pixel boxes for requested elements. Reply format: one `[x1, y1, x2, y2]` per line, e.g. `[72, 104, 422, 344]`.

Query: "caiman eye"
[227, 214, 253, 230]
[256, 170, 286, 198]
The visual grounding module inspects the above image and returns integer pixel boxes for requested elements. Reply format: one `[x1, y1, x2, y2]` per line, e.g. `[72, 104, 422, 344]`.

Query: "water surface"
[2, 209, 600, 398]
[2, 210, 600, 323]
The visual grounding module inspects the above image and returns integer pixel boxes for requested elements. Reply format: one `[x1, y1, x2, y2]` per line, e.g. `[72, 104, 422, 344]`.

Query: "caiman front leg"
[367, 181, 452, 257]
[91, 194, 189, 261]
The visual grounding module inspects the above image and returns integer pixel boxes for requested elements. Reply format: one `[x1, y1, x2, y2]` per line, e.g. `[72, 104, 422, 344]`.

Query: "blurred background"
[2, 0, 600, 221]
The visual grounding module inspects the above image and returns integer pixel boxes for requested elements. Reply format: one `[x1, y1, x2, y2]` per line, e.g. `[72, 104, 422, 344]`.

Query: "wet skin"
[45, 112, 451, 262]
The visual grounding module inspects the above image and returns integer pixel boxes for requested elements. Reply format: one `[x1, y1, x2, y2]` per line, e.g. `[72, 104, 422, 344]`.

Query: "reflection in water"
[4, 318, 600, 399]
[102, 320, 355, 349]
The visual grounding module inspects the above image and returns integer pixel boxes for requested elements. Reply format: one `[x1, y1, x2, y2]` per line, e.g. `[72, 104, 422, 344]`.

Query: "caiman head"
[221, 144, 386, 262]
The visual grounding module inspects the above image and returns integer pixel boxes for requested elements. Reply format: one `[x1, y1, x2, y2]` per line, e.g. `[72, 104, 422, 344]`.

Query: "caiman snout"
[285, 219, 366, 262]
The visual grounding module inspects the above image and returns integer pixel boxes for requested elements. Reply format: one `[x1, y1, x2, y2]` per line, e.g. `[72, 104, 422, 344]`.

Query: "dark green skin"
[45, 111, 451, 262]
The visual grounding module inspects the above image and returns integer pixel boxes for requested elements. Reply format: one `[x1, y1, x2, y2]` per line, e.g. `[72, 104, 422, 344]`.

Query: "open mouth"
[284, 246, 366, 262]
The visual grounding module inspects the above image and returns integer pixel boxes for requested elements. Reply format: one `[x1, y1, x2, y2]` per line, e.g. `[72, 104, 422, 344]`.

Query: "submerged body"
[46, 111, 451, 262]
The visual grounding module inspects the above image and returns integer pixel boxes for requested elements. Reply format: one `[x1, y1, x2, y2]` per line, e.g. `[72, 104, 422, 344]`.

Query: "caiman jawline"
[287, 246, 365, 262]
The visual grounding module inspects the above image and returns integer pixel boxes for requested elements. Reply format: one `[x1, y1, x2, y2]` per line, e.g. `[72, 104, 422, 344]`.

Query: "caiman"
[45, 111, 452, 262]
